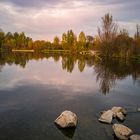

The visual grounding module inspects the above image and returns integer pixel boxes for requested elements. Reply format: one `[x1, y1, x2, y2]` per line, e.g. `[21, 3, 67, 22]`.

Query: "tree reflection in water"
[94, 58, 140, 94]
[0, 52, 140, 94]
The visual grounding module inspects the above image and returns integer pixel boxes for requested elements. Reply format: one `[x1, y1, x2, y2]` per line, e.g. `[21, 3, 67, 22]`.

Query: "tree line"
[0, 13, 140, 58]
[0, 29, 94, 53]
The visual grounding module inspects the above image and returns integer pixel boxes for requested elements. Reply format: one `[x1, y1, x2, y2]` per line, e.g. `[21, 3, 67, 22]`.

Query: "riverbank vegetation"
[96, 13, 140, 59]
[0, 13, 140, 59]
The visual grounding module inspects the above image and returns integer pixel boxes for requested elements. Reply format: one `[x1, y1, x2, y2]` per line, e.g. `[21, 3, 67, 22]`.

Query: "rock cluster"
[99, 106, 126, 124]
[54, 107, 140, 140]
[98, 106, 140, 140]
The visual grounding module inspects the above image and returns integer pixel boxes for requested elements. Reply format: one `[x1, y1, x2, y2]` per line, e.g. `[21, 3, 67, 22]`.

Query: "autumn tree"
[98, 13, 118, 43]
[27, 38, 33, 49]
[45, 41, 52, 50]
[134, 24, 140, 40]
[78, 32, 86, 43]
[67, 30, 77, 52]
[0, 29, 5, 48]
[86, 35, 94, 50]
[78, 31, 86, 51]
[33, 40, 46, 52]
[53, 36, 60, 49]
[98, 13, 118, 56]
[114, 29, 133, 57]
[3, 32, 14, 51]
[61, 30, 77, 51]
[133, 24, 140, 54]
[61, 33, 68, 50]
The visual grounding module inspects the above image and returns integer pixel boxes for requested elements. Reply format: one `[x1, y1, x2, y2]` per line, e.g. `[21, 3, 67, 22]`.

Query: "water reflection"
[94, 58, 140, 94]
[0, 52, 140, 94]
[0, 52, 95, 72]
[0, 65, 3, 72]
[55, 125, 76, 138]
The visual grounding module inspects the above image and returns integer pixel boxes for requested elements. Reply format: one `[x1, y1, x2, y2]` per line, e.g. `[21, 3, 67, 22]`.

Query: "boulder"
[130, 135, 140, 140]
[116, 112, 125, 121]
[98, 110, 113, 124]
[113, 124, 133, 140]
[54, 110, 78, 128]
[111, 107, 127, 117]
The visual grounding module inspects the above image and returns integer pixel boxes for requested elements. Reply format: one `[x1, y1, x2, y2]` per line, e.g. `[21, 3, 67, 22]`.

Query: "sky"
[0, 0, 140, 41]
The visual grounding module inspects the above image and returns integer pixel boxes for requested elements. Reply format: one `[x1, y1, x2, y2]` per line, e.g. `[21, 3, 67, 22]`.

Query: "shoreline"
[12, 49, 34, 52]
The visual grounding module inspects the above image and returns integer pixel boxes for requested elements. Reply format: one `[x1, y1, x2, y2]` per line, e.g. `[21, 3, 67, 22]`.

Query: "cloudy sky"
[0, 0, 140, 41]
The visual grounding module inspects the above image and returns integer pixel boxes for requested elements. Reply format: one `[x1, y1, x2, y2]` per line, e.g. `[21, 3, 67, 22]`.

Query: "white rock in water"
[98, 110, 113, 124]
[111, 107, 127, 117]
[54, 110, 78, 128]
[116, 112, 125, 121]
[137, 108, 140, 112]
[113, 124, 133, 140]
[130, 135, 140, 140]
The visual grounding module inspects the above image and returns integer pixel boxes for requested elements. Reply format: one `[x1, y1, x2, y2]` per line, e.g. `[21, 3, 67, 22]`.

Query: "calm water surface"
[0, 53, 140, 140]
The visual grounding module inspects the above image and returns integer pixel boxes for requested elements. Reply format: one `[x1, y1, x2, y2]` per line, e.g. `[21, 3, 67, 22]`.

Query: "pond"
[0, 52, 140, 140]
